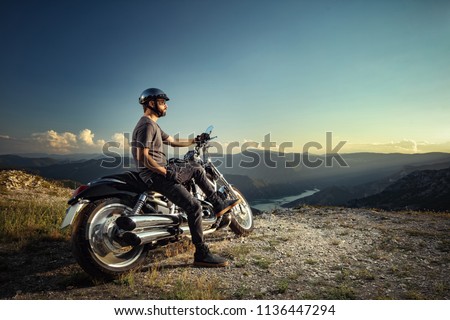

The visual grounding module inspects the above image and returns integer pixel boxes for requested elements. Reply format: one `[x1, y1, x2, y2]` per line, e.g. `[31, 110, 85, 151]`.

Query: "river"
[249, 189, 320, 211]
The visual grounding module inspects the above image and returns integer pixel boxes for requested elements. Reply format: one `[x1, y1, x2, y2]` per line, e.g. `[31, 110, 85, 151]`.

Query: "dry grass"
[160, 270, 223, 300]
[0, 171, 72, 245]
[0, 194, 70, 244]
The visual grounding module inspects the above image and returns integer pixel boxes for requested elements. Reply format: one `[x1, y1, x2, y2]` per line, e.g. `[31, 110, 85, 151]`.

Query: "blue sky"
[1, 0, 449, 154]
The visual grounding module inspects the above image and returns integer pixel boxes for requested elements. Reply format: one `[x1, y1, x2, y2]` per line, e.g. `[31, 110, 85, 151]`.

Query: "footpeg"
[212, 213, 231, 230]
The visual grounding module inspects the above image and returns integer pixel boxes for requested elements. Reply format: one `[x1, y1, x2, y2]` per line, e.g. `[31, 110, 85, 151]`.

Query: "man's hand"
[165, 167, 183, 184]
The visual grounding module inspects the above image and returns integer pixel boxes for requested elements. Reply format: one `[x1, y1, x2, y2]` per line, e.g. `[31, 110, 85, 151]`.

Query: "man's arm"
[136, 147, 167, 176]
[164, 136, 195, 147]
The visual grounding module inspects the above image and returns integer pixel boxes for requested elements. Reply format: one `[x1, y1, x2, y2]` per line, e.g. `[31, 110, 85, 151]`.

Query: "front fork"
[207, 160, 239, 201]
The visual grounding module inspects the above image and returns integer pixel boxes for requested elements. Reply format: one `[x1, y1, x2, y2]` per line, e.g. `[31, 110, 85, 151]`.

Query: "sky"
[1, 0, 449, 155]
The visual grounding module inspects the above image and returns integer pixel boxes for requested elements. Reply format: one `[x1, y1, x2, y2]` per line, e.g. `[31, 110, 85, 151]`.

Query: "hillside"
[0, 171, 448, 299]
[0, 169, 73, 193]
[350, 167, 450, 211]
[284, 165, 450, 212]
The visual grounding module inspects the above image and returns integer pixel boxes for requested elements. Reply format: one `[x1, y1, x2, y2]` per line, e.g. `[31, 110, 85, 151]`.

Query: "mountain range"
[1, 152, 450, 211]
[348, 167, 450, 212]
[282, 157, 450, 208]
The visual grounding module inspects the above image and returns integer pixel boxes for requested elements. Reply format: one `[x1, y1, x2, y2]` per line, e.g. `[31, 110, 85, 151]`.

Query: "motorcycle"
[61, 126, 254, 280]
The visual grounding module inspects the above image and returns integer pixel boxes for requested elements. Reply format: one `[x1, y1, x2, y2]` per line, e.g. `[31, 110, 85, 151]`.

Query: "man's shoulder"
[135, 116, 156, 129]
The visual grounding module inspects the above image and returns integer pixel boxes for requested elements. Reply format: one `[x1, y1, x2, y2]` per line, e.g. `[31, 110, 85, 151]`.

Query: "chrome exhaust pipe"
[115, 214, 219, 247]
[116, 213, 216, 232]
[120, 228, 178, 247]
[118, 222, 219, 247]
[115, 214, 180, 231]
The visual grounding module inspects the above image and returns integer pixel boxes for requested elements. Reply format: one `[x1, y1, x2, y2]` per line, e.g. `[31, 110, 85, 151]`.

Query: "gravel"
[1, 206, 449, 300]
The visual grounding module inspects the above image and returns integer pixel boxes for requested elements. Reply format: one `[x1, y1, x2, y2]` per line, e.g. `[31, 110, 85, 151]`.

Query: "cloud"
[78, 129, 95, 146]
[416, 141, 450, 153]
[0, 129, 107, 154]
[111, 132, 130, 149]
[2, 129, 450, 156]
[99, 132, 131, 155]
[342, 139, 450, 154]
[32, 130, 78, 153]
[388, 139, 418, 153]
[28, 128, 119, 154]
[78, 129, 106, 147]
[0, 129, 136, 155]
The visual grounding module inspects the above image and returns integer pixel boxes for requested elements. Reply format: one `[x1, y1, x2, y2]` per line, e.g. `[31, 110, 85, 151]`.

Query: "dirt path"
[1, 206, 448, 299]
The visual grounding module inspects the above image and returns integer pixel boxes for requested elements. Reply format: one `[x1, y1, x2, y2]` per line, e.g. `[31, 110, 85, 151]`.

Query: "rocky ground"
[1, 205, 448, 300]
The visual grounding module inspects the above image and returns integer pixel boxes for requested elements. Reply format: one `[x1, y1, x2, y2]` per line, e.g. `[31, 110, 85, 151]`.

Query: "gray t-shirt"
[132, 116, 169, 178]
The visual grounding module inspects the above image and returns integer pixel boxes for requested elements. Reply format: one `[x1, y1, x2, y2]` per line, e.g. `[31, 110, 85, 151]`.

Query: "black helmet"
[139, 88, 170, 105]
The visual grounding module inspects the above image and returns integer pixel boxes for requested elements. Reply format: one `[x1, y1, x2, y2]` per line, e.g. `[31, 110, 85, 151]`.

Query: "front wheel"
[71, 198, 148, 280]
[229, 187, 254, 236]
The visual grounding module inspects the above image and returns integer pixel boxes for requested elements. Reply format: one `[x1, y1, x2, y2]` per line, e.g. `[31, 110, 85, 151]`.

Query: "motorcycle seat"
[101, 171, 149, 193]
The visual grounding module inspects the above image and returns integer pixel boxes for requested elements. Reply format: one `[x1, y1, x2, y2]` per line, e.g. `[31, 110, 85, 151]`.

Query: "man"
[131, 88, 240, 267]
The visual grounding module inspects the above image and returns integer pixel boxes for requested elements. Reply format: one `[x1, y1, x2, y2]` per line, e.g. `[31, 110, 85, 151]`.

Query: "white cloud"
[2, 129, 450, 155]
[78, 129, 95, 146]
[416, 141, 450, 153]
[28, 129, 108, 154]
[111, 132, 130, 149]
[32, 130, 78, 153]
[79, 129, 106, 148]
[100, 132, 131, 155]
[388, 139, 418, 153]
[342, 139, 450, 154]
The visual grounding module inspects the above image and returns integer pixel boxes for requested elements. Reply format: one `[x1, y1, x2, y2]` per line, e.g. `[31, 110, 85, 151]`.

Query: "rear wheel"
[71, 198, 148, 280]
[229, 187, 254, 236]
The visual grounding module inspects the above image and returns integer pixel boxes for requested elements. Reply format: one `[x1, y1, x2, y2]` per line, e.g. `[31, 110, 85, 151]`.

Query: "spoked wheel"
[229, 187, 254, 236]
[71, 198, 148, 280]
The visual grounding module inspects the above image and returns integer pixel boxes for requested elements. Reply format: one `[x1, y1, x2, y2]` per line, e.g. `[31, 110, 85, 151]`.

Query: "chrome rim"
[87, 203, 144, 269]
[231, 189, 253, 230]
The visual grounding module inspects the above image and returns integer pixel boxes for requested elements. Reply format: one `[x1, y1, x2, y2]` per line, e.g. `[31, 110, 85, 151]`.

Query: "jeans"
[139, 161, 215, 245]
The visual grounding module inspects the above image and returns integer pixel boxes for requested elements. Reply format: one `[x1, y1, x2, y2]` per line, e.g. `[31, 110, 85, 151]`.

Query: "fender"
[63, 172, 149, 229]
[62, 179, 143, 229]
[61, 200, 89, 229]
[67, 178, 142, 205]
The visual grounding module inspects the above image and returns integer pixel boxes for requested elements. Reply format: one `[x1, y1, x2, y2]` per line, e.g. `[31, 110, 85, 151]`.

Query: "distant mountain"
[224, 173, 308, 201]
[349, 167, 450, 212]
[283, 185, 362, 207]
[282, 177, 394, 207]
[29, 157, 133, 184]
[216, 150, 450, 188]
[0, 154, 62, 168]
[283, 159, 450, 208]
[2, 152, 450, 206]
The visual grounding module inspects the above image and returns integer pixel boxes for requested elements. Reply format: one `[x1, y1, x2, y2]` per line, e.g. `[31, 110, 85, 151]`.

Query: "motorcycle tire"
[71, 197, 148, 280]
[229, 187, 254, 236]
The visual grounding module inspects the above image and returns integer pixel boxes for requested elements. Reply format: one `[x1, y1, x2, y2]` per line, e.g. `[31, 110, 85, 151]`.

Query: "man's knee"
[192, 166, 206, 179]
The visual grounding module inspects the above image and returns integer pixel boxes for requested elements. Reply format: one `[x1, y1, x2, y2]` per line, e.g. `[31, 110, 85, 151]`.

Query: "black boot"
[207, 192, 241, 217]
[194, 243, 229, 268]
